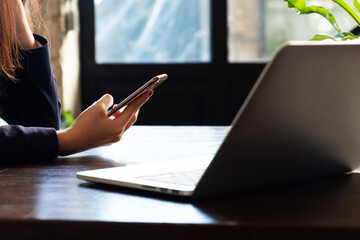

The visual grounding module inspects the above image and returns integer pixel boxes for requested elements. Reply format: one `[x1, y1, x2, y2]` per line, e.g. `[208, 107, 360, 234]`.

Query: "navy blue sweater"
[0, 35, 61, 163]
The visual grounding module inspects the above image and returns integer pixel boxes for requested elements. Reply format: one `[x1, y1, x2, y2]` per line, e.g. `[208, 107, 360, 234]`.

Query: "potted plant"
[284, 0, 360, 40]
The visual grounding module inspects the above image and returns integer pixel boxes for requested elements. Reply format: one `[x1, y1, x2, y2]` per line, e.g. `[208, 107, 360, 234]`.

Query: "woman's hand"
[57, 90, 153, 156]
[13, 0, 37, 49]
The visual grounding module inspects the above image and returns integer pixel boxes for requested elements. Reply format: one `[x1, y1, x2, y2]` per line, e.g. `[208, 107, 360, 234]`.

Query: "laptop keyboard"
[136, 169, 205, 186]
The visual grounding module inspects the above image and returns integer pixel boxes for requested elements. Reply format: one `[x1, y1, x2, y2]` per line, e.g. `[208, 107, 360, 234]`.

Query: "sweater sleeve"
[2, 34, 61, 128]
[0, 125, 58, 163]
[0, 34, 61, 163]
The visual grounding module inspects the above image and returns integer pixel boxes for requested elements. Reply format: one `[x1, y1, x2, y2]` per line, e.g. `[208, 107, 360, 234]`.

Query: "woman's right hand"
[56, 90, 153, 156]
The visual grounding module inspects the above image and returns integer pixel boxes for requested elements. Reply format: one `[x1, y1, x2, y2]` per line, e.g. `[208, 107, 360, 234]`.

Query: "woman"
[0, 0, 152, 162]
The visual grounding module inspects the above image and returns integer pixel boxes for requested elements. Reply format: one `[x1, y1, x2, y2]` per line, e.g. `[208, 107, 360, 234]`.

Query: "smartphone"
[107, 74, 168, 117]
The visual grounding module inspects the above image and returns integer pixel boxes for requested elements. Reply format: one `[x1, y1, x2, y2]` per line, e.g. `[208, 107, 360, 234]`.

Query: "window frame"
[79, 0, 266, 125]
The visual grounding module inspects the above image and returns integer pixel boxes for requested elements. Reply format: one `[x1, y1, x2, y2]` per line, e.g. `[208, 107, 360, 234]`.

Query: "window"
[94, 0, 211, 63]
[228, 0, 356, 62]
[79, 0, 356, 125]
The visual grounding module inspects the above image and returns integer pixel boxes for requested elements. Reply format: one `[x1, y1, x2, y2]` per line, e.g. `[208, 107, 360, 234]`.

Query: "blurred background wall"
[38, 0, 81, 117]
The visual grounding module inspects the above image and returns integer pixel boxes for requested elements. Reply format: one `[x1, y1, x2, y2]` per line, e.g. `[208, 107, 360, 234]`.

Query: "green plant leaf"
[332, 0, 360, 26]
[284, 0, 342, 32]
[354, 0, 360, 13]
[310, 34, 337, 41]
[61, 111, 75, 129]
[310, 31, 359, 41]
[334, 31, 359, 40]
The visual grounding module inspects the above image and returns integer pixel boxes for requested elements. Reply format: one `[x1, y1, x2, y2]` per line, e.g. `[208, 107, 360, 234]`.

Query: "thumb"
[96, 94, 114, 111]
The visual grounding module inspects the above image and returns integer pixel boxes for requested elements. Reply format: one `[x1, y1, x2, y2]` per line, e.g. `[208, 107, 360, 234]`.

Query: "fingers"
[123, 90, 153, 114]
[113, 90, 153, 125]
[124, 109, 139, 131]
[111, 105, 122, 118]
[113, 108, 139, 132]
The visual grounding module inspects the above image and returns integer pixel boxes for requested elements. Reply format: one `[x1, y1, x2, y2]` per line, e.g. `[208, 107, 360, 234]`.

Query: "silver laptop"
[77, 41, 360, 198]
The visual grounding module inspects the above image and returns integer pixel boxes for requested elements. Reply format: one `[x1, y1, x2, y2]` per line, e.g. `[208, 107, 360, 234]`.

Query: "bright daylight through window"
[94, 0, 356, 64]
[94, 0, 211, 64]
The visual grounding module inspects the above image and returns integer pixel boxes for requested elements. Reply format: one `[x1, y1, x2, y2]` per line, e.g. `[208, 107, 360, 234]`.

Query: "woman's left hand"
[13, 0, 37, 50]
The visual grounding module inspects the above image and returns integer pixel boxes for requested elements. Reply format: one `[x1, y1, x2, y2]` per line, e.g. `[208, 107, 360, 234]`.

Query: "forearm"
[57, 128, 82, 156]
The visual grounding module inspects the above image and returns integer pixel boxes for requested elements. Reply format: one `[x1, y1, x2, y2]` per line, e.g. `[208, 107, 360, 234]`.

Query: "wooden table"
[1, 126, 360, 240]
